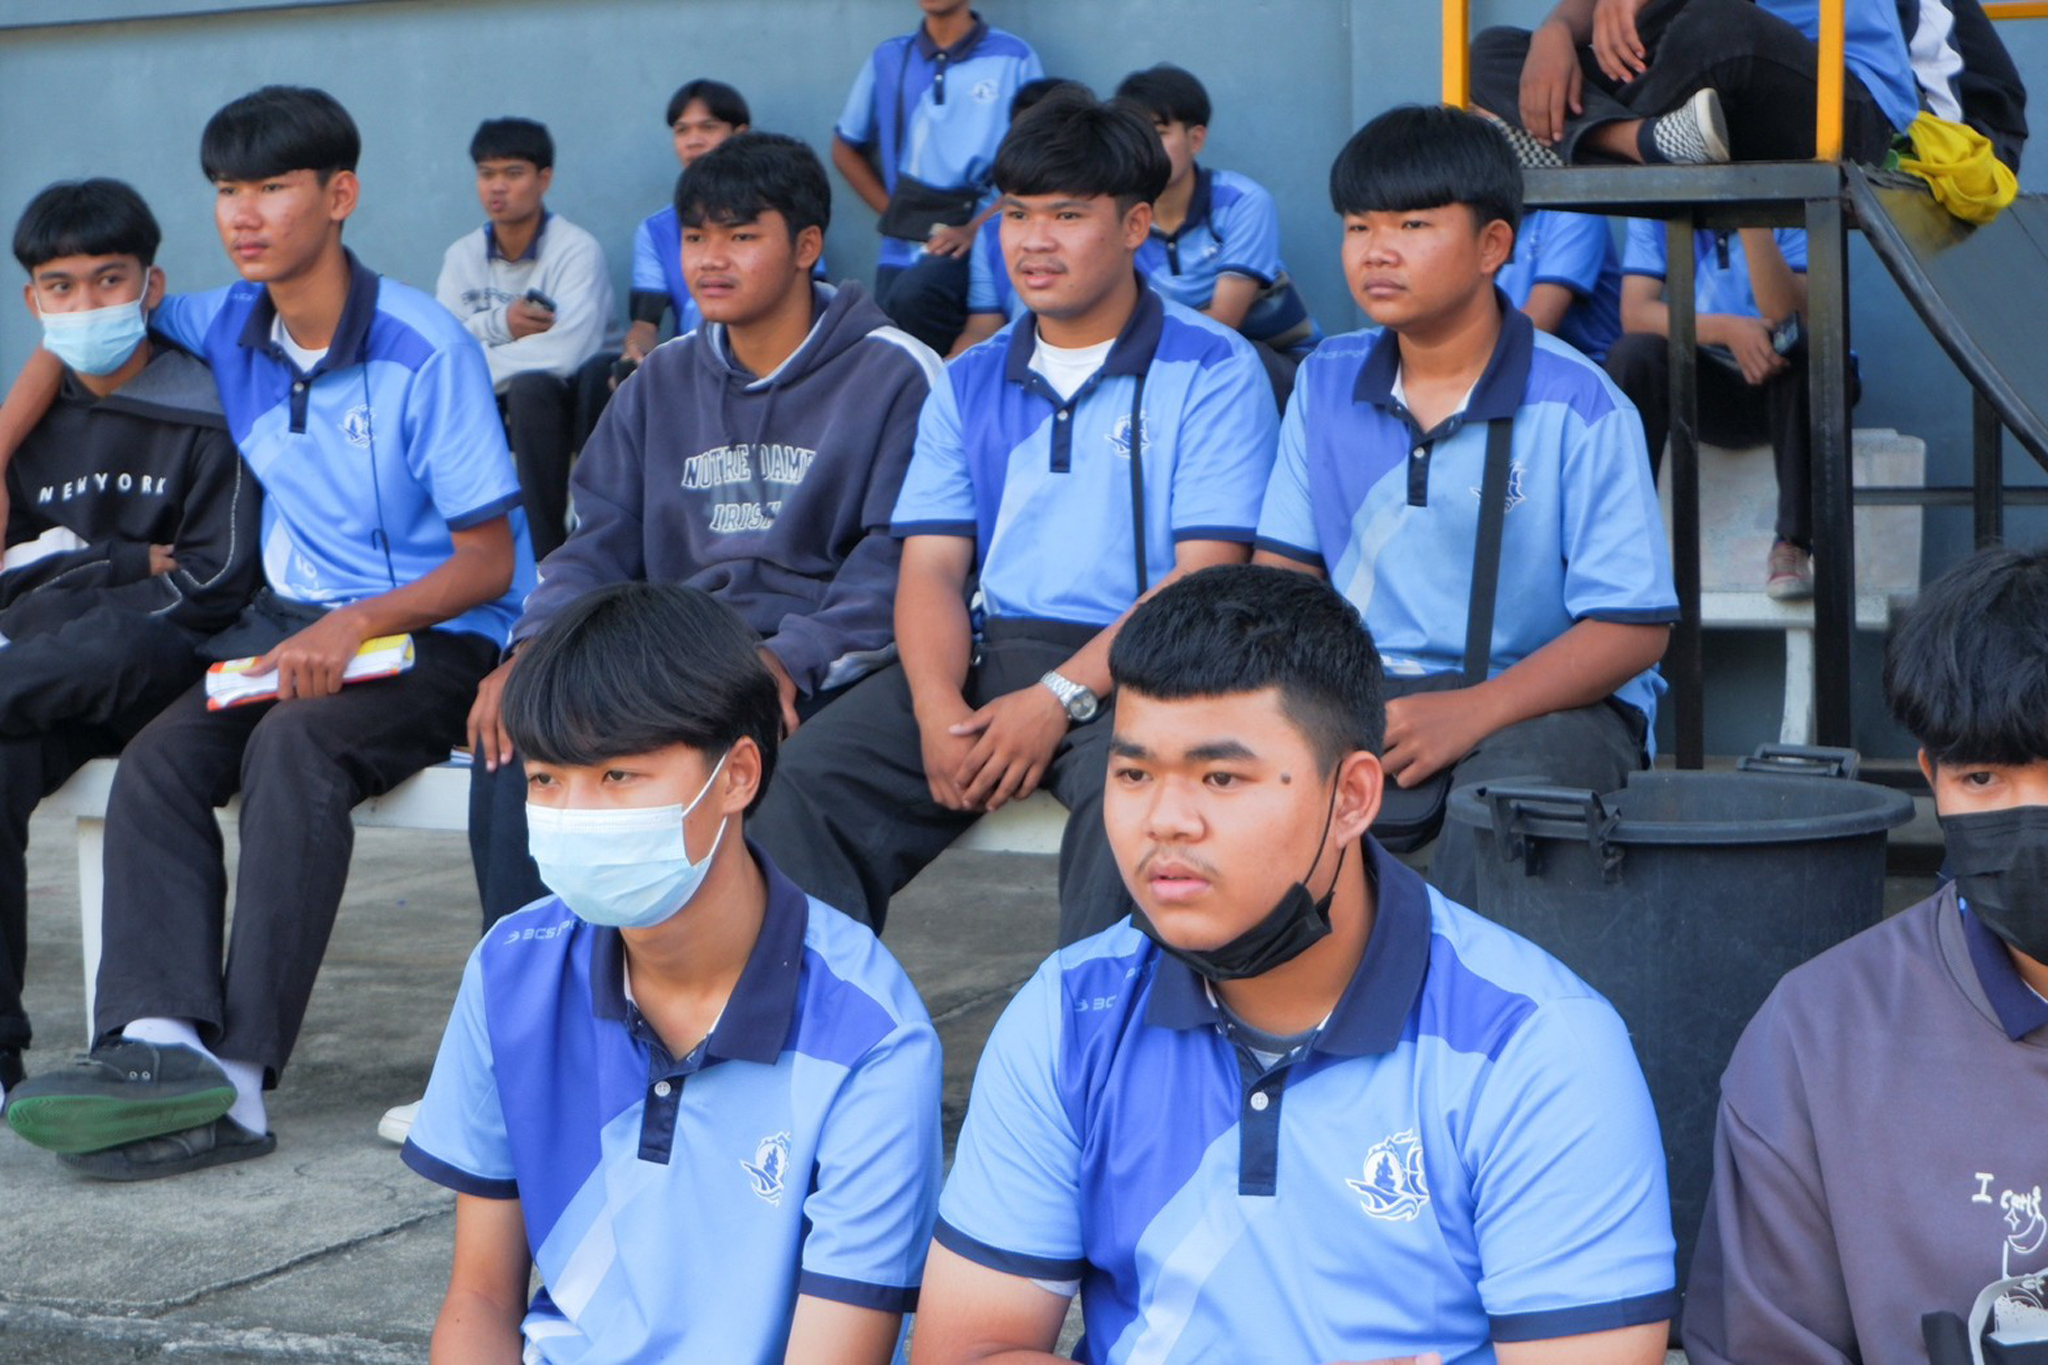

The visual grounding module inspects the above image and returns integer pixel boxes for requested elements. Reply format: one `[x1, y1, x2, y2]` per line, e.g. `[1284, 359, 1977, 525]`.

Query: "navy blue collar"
[484, 209, 550, 263]
[1960, 901, 2048, 1041]
[914, 10, 987, 60]
[1002, 276, 1164, 391]
[588, 839, 810, 1064]
[1145, 838, 1434, 1057]
[235, 248, 380, 379]
[1351, 288, 1532, 431]
[1151, 165, 1214, 245]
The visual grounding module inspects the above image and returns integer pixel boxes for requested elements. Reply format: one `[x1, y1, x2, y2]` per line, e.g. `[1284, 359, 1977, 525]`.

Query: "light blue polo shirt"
[891, 286, 1277, 628]
[835, 16, 1043, 269]
[152, 251, 534, 643]
[403, 846, 943, 1363]
[1133, 166, 1323, 355]
[1495, 210, 1622, 363]
[1621, 220, 1809, 321]
[937, 840, 1678, 1362]
[1255, 301, 1675, 725]
[1760, 0, 1919, 131]
[964, 213, 1022, 323]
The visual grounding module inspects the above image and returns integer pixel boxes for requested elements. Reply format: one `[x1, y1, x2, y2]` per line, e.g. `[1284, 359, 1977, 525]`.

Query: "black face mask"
[1941, 805, 2048, 965]
[1133, 787, 1345, 983]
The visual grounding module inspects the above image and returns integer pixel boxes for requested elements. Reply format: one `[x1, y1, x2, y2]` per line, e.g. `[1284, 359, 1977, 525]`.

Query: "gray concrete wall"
[2, 0, 2044, 756]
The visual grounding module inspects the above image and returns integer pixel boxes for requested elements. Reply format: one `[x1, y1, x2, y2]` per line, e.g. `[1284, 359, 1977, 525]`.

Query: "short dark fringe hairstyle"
[1885, 544, 2048, 767]
[667, 78, 751, 132]
[201, 85, 360, 184]
[14, 178, 161, 272]
[994, 87, 1170, 212]
[1012, 76, 1089, 123]
[1114, 63, 1212, 129]
[1110, 565, 1385, 774]
[1329, 103, 1522, 239]
[675, 131, 830, 240]
[469, 117, 554, 170]
[502, 582, 781, 815]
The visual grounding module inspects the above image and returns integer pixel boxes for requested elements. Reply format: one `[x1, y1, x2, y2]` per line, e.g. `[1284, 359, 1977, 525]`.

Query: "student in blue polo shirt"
[756, 91, 1279, 946]
[1495, 208, 1622, 363]
[403, 582, 940, 1364]
[623, 77, 752, 368]
[1607, 221, 1828, 599]
[1252, 105, 1675, 913]
[831, 0, 1042, 353]
[912, 564, 1676, 1364]
[3, 86, 533, 1180]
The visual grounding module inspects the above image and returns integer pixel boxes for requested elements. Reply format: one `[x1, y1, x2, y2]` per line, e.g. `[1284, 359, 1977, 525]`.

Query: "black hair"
[1884, 545, 2048, 767]
[502, 582, 781, 814]
[14, 179, 161, 273]
[1012, 77, 1089, 123]
[201, 85, 360, 184]
[1329, 103, 1522, 239]
[675, 131, 830, 240]
[666, 78, 751, 131]
[1109, 565, 1385, 773]
[1113, 63, 1212, 129]
[469, 117, 553, 170]
[993, 87, 1170, 212]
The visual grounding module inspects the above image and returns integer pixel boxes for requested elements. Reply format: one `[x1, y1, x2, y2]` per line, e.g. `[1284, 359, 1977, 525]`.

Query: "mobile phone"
[611, 355, 639, 385]
[523, 288, 557, 313]
[1771, 313, 1803, 356]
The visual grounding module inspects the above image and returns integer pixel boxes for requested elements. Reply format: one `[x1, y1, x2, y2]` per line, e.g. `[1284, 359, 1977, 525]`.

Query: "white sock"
[122, 1016, 205, 1053]
[124, 1017, 267, 1134]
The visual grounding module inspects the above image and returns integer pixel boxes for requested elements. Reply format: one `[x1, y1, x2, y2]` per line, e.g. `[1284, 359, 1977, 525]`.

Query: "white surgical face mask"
[37, 293, 148, 376]
[525, 750, 731, 929]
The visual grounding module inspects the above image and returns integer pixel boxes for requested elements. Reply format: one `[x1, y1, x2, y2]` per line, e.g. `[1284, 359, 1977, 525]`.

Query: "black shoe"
[6, 1040, 234, 1155]
[0, 1047, 22, 1095]
[59, 1115, 274, 1182]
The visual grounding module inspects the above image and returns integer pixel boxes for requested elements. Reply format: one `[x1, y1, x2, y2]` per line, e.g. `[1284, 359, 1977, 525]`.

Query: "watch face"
[1068, 690, 1099, 722]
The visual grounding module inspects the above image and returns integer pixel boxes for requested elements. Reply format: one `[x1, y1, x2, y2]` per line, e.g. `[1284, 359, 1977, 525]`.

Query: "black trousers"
[0, 612, 203, 1053]
[502, 372, 576, 561]
[1471, 0, 1895, 164]
[93, 630, 496, 1082]
[880, 253, 971, 355]
[749, 624, 1131, 945]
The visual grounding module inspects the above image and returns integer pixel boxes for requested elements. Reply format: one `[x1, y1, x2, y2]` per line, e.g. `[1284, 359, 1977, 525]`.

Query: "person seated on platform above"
[1469, 0, 2025, 172]
[949, 76, 1091, 358]
[2, 85, 533, 1180]
[1251, 105, 1675, 914]
[753, 90, 1280, 946]
[466, 131, 937, 933]
[0, 178, 260, 1102]
[910, 563, 1677, 1365]
[436, 116, 617, 561]
[1605, 219, 1834, 598]
[1685, 544, 2048, 1364]
[407, 582, 941, 1365]
[831, 0, 1043, 354]
[1495, 208, 1622, 363]
[622, 77, 752, 370]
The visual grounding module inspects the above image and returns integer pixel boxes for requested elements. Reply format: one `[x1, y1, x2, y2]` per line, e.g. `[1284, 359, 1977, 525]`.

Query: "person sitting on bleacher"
[3, 85, 532, 1180]
[0, 179, 260, 1103]
[621, 78, 751, 370]
[466, 132, 936, 931]
[753, 90, 1279, 946]
[1495, 208, 1622, 363]
[1685, 545, 2048, 1364]
[1468, 0, 2024, 172]
[1605, 221, 1831, 598]
[1252, 105, 1675, 913]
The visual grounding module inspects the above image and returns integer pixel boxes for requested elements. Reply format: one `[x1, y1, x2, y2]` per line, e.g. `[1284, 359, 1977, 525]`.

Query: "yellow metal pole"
[1815, 0, 1845, 159]
[1983, 2, 2048, 17]
[1443, 0, 1470, 108]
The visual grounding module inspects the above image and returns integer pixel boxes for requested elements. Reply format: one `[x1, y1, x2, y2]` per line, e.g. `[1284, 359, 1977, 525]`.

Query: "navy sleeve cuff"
[932, 1217, 1088, 1282]
[1251, 536, 1327, 570]
[400, 1140, 519, 1199]
[1172, 524, 1256, 545]
[446, 490, 524, 531]
[797, 1269, 919, 1314]
[1490, 1287, 1678, 1342]
[628, 290, 669, 326]
[1619, 268, 1667, 280]
[1576, 605, 1681, 625]
[889, 520, 977, 540]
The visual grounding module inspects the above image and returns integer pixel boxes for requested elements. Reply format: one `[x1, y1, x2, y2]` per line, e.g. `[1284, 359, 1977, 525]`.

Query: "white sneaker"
[1652, 88, 1732, 165]
[377, 1098, 420, 1146]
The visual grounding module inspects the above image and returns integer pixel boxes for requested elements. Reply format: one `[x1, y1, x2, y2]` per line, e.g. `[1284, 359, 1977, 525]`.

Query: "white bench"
[45, 757, 1066, 1041]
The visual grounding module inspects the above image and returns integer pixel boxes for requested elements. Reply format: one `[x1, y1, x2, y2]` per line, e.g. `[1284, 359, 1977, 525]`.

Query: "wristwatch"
[1039, 670, 1100, 723]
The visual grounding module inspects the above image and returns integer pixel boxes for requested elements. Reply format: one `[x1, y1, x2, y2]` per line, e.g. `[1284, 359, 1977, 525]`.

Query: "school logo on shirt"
[972, 78, 1000, 104]
[341, 404, 373, 449]
[1108, 411, 1150, 462]
[742, 1130, 792, 1206]
[1348, 1129, 1430, 1222]
[1469, 462, 1526, 513]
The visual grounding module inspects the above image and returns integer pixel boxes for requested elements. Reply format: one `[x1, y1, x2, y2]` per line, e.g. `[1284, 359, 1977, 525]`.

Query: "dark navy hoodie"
[515, 282, 939, 694]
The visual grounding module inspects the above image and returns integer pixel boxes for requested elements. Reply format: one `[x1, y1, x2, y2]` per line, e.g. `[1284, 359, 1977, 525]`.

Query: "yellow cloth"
[1897, 112, 2018, 225]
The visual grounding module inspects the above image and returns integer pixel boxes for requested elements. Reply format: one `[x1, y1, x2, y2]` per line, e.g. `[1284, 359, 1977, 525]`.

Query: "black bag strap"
[1127, 373, 1150, 597]
[1463, 417, 1514, 685]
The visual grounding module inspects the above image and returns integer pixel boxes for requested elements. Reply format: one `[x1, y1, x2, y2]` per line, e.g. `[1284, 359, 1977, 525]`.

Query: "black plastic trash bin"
[1444, 745, 1914, 1307]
